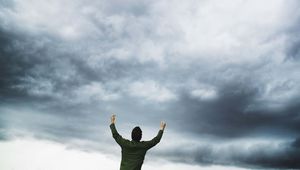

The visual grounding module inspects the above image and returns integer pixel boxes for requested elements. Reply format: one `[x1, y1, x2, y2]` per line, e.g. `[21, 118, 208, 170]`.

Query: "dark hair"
[131, 126, 142, 142]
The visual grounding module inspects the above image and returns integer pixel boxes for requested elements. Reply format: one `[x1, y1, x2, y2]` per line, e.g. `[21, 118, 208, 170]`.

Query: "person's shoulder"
[124, 138, 131, 142]
[120, 138, 134, 147]
[139, 140, 151, 146]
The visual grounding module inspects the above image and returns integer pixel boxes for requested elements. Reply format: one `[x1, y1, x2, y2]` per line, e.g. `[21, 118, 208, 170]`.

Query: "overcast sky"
[1, 0, 300, 169]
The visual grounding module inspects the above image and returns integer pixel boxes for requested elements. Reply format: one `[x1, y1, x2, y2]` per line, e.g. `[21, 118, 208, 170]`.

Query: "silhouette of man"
[110, 114, 166, 170]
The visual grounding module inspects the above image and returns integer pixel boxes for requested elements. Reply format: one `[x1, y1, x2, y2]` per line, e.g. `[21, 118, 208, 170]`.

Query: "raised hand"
[111, 114, 116, 124]
[160, 121, 166, 131]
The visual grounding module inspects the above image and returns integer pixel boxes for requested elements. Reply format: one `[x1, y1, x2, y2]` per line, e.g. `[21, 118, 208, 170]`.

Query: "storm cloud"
[1, 0, 300, 169]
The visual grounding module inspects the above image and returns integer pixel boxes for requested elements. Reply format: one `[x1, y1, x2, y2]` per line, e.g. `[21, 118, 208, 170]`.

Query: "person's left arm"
[144, 121, 166, 149]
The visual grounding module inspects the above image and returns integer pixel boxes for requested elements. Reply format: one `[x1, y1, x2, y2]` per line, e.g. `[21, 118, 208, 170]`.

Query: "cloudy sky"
[1, 0, 300, 169]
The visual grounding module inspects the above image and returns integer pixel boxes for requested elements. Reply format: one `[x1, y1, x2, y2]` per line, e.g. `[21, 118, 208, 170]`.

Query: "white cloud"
[12, 78, 121, 103]
[72, 82, 120, 103]
[0, 138, 248, 170]
[148, 0, 289, 64]
[191, 88, 218, 101]
[0, 0, 290, 64]
[13, 76, 57, 98]
[0, 138, 118, 170]
[128, 80, 176, 102]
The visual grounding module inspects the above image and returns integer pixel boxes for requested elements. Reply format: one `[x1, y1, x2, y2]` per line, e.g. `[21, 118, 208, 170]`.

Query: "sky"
[1, 0, 300, 169]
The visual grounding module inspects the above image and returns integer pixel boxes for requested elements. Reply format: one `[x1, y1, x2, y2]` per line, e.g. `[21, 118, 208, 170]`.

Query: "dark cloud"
[0, 0, 14, 9]
[286, 39, 300, 60]
[172, 80, 300, 139]
[234, 142, 300, 169]
[291, 137, 300, 148]
[0, 26, 160, 104]
[0, 29, 32, 100]
[1, 0, 300, 169]
[153, 138, 300, 169]
[154, 78, 300, 168]
[0, 23, 168, 147]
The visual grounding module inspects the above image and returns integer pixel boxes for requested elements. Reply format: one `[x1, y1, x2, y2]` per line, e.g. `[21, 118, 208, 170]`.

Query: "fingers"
[160, 121, 166, 130]
[111, 114, 116, 124]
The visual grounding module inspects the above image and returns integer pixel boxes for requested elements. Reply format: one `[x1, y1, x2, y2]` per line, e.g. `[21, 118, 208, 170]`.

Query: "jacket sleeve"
[144, 130, 164, 149]
[110, 123, 128, 147]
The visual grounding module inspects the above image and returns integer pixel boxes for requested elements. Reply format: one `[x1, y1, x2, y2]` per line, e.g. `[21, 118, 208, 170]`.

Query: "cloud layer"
[1, 0, 300, 169]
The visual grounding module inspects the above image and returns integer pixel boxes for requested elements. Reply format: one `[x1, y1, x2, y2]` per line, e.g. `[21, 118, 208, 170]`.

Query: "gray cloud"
[153, 138, 300, 169]
[173, 82, 300, 138]
[1, 0, 300, 169]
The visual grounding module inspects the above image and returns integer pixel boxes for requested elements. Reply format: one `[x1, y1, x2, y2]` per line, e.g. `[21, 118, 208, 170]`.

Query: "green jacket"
[110, 123, 164, 170]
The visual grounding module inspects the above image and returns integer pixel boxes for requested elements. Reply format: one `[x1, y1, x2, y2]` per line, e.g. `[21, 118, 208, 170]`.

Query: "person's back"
[119, 140, 152, 170]
[109, 114, 166, 170]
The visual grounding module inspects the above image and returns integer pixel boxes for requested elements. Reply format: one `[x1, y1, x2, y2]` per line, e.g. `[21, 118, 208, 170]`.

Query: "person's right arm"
[110, 114, 129, 147]
[144, 121, 166, 149]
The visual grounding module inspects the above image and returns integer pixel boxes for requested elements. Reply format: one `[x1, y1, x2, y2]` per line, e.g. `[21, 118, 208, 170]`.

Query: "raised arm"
[110, 114, 128, 147]
[144, 121, 166, 149]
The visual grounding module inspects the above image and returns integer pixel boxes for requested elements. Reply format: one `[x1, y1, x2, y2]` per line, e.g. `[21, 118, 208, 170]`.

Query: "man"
[110, 114, 166, 170]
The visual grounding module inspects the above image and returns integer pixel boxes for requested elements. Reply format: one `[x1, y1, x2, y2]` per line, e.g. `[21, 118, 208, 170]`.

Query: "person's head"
[131, 126, 142, 142]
